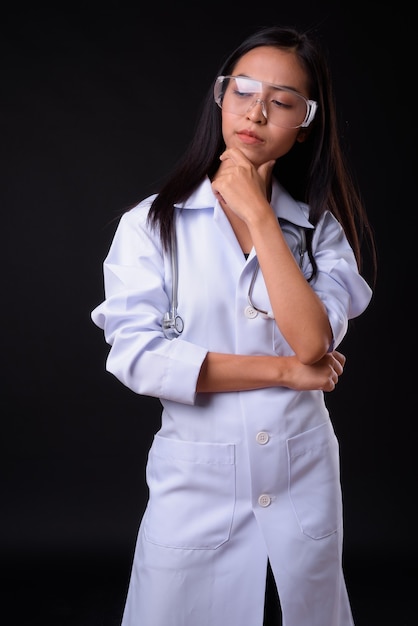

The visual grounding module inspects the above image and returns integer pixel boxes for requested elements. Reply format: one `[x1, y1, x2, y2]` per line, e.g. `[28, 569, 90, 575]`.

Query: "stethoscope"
[163, 223, 307, 339]
[162, 225, 185, 339]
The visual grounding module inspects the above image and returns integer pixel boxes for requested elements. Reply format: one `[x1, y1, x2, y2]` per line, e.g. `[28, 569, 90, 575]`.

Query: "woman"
[92, 25, 376, 626]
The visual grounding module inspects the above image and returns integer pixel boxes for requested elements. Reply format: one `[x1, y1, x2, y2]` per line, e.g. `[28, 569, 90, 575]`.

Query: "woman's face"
[220, 46, 312, 167]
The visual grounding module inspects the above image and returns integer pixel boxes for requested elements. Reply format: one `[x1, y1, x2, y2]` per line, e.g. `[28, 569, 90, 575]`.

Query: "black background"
[1, 2, 416, 625]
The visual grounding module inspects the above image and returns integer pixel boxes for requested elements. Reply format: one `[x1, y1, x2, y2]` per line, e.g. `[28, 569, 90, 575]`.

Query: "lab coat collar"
[174, 176, 314, 229]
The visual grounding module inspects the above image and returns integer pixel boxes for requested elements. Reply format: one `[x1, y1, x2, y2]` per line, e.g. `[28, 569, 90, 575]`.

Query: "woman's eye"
[233, 90, 255, 98]
[271, 98, 291, 109]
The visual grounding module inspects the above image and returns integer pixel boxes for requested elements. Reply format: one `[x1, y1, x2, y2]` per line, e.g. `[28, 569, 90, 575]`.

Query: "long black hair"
[146, 25, 377, 285]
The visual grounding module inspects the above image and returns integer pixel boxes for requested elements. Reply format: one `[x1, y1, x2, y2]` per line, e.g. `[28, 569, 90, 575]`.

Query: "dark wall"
[2, 1, 416, 618]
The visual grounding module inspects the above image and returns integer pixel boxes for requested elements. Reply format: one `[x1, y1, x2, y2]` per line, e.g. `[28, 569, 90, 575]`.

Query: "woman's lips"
[236, 130, 263, 144]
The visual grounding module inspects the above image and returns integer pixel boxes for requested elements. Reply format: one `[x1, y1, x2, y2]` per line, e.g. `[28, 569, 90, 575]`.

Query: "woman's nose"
[246, 98, 268, 123]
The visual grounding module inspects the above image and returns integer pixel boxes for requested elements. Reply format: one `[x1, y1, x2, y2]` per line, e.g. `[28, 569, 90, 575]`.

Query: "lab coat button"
[244, 305, 258, 319]
[258, 494, 271, 507]
[256, 431, 269, 445]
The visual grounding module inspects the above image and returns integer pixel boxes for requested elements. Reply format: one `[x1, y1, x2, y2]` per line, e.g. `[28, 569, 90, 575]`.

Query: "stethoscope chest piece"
[163, 310, 184, 339]
[173, 315, 184, 334]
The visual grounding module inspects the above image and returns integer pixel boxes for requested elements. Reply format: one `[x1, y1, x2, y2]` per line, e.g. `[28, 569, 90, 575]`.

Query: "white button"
[258, 494, 271, 507]
[256, 431, 269, 445]
[244, 305, 258, 319]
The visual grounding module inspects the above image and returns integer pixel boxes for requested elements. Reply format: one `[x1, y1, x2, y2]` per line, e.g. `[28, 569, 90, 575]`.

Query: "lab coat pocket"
[287, 421, 342, 539]
[144, 435, 236, 549]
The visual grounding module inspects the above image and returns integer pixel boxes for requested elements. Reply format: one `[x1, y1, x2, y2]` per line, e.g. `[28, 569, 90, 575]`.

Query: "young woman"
[92, 25, 376, 626]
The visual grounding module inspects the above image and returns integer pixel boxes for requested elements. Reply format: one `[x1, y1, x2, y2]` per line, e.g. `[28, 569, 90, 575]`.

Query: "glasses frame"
[214, 75, 318, 129]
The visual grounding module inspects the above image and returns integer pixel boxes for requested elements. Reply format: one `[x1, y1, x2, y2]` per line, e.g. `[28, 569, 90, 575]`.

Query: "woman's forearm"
[196, 350, 345, 394]
[249, 212, 333, 363]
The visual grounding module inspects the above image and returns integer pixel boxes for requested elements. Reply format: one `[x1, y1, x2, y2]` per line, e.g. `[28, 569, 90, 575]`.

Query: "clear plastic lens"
[214, 75, 317, 129]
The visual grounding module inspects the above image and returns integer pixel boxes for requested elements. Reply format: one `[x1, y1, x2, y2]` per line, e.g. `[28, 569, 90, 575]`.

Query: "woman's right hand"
[282, 350, 346, 392]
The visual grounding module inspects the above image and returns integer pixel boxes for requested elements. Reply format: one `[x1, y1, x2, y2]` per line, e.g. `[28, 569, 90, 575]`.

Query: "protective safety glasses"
[214, 75, 317, 129]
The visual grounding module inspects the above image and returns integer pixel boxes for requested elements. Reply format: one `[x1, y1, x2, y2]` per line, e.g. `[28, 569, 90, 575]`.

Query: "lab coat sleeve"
[91, 203, 208, 405]
[308, 211, 373, 349]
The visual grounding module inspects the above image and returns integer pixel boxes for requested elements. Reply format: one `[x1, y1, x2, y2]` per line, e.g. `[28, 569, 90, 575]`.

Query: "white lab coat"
[92, 177, 372, 626]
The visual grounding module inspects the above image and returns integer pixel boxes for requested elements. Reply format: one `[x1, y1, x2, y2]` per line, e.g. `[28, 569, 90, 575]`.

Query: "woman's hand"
[211, 148, 275, 223]
[282, 350, 346, 392]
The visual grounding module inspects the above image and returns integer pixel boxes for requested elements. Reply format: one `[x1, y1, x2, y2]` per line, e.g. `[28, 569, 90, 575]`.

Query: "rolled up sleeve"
[91, 203, 208, 405]
[308, 211, 373, 349]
